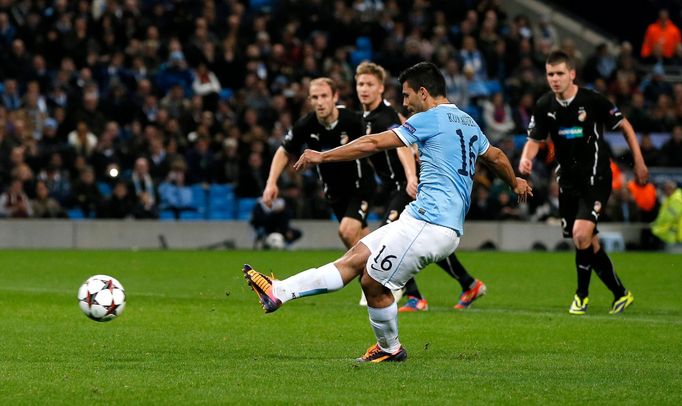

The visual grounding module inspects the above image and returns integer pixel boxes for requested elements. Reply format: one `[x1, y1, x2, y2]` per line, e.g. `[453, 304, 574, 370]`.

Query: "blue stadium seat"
[159, 210, 176, 221]
[179, 210, 203, 221]
[208, 184, 236, 216]
[67, 208, 85, 220]
[235, 197, 259, 220]
[350, 36, 373, 67]
[96, 182, 112, 198]
[208, 210, 234, 220]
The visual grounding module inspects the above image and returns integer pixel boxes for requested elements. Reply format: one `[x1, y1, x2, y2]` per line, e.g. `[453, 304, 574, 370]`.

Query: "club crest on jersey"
[578, 107, 587, 122]
[402, 122, 416, 134]
[387, 210, 399, 223]
[340, 132, 349, 145]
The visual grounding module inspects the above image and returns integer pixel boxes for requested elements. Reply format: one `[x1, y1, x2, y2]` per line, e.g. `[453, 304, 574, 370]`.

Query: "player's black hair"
[546, 50, 575, 70]
[398, 62, 446, 97]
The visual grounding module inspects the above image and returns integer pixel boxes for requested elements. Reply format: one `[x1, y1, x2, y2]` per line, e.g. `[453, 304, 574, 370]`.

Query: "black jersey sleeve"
[527, 94, 550, 141]
[281, 117, 308, 155]
[592, 90, 624, 130]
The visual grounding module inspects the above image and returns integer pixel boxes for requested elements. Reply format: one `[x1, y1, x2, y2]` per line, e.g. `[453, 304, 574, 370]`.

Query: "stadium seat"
[159, 210, 176, 221]
[350, 36, 373, 67]
[207, 210, 234, 220]
[235, 197, 259, 220]
[67, 208, 85, 220]
[179, 210, 203, 221]
[96, 182, 112, 198]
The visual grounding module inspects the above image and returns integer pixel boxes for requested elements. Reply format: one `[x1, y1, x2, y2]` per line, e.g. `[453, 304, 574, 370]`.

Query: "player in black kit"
[262, 77, 375, 249]
[519, 51, 649, 315]
[355, 62, 487, 311]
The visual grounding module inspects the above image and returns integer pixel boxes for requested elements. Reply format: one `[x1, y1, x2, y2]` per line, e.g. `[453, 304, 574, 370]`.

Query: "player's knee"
[572, 232, 592, 249]
[338, 225, 359, 246]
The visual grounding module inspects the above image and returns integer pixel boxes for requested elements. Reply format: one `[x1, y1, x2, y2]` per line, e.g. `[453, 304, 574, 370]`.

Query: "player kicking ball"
[243, 62, 531, 362]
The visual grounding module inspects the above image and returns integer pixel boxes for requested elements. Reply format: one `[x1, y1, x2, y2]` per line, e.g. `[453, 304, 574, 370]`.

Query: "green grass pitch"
[1, 250, 681, 404]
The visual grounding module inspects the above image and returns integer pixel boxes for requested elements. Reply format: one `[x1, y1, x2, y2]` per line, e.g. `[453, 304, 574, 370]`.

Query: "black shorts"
[381, 189, 413, 225]
[328, 193, 372, 227]
[558, 173, 612, 238]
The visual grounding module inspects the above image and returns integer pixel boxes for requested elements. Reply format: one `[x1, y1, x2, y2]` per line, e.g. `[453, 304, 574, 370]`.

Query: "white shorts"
[360, 211, 460, 290]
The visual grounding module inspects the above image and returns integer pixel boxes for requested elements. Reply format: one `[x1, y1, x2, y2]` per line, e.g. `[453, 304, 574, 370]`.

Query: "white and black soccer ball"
[264, 232, 286, 250]
[77, 275, 126, 322]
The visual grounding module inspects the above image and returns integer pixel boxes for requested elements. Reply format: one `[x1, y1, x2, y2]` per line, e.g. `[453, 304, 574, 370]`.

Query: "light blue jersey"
[392, 104, 490, 235]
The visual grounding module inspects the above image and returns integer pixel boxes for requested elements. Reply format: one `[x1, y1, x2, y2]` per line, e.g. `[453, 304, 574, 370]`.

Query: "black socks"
[592, 248, 626, 298]
[575, 247, 593, 298]
[437, 253, 475, 291]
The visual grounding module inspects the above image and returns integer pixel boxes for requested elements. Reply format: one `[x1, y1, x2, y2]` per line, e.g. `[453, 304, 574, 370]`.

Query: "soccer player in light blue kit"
[242, 62, 532, 362]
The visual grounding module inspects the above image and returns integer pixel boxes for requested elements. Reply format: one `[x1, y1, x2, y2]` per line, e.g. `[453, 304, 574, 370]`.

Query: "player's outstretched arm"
[480, 146, 533, 202]
[263, 146, 293, 207]
[620, 118, 649, 184]
[293, 130, 403, 171]
[518, 139, 541, 175]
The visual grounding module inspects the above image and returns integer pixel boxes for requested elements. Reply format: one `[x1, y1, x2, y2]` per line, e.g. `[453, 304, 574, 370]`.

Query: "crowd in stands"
[0, 0, 681, 227]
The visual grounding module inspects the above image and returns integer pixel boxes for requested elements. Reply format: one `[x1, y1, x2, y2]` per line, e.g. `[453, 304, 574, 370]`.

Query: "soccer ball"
[77, 275, 126, 322]
[264, 232, 286, 250]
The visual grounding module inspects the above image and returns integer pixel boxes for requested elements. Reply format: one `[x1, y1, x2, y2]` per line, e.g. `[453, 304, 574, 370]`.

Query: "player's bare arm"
[263, 146, 294, 206]
[480, 146, 533, 202]
[397, 146, 418, 198]
[293, 130, 402, 171]
[620, 118, 649, 184]
[518, 139, 542, 175]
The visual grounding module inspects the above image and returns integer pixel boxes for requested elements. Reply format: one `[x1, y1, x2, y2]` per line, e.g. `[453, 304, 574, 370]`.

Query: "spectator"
[0, 178, 32, 218]
[531, 180, 561, 222]
[251, 197, 302, 249]
[99, 180, 135, 219]
[583, 43, 616, 84]
[31, 180, 66, 218]
[147, 136, 171, 184]
[513, 92, 534, 134]
[467, 186, 495, 220]
[185, 136, 214, 184]
[627, 179, 659, 222]
[641, 9, 682, 60]
[441, 59, 469, 109]
[482, 92, 515, 143]
[70, 166, 102, 218]
[651, 180, 682, 244]
[157, 158, 195, 220]
[213, 137, 240, 184]
[67, 121, 98, 158]
[662, 125, 682, 167]
[1, 79, 21, 111]
[192, 62, 221, 112]
[129, 157, 158, 218]
[534, 15, 560, 50]
[236, 151, 267, 198]
[37, 163, 71, 206]
[620, 133, 662, 167]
